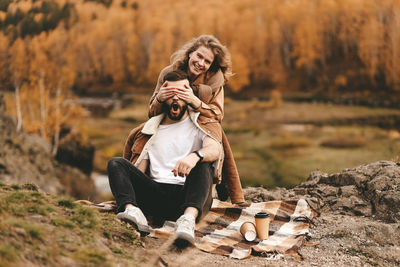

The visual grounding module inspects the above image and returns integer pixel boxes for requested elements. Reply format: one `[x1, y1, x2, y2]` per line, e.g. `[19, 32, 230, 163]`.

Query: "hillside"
[1, 161, 399, 266]
[0, 182, 148, 266]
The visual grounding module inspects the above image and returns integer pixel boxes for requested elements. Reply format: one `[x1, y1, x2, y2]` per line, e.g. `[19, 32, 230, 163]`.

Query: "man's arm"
[137, 159, 149, 174]
[172, 136, 221, 177]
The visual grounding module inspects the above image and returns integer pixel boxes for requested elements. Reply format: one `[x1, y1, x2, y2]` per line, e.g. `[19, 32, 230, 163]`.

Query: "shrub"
[270, 135, 313, 149]
[320, 136, 366, 148]
[57, 199, 77, 209]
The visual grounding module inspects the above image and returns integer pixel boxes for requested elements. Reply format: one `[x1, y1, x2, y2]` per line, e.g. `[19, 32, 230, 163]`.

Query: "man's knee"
[194, 162, 212, 174]
[107, 157, 126, 173]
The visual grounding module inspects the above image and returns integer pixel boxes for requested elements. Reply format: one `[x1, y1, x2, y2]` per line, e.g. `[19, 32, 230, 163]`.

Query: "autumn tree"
[3, 0, 400, 98]
[9, 37, 28, 132]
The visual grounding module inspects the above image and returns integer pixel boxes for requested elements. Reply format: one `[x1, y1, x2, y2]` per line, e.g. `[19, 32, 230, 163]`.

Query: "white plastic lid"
[244, 230, 256, 241]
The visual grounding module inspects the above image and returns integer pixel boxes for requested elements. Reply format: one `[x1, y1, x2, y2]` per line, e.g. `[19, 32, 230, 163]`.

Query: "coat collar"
[141, 109, 200, 135]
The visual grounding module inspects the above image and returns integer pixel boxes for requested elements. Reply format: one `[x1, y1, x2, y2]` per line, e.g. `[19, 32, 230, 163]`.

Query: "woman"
[148, 35, 245, 205]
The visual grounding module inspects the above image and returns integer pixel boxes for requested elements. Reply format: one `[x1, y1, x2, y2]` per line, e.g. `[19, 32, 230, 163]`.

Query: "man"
[107, 70, 223, 244]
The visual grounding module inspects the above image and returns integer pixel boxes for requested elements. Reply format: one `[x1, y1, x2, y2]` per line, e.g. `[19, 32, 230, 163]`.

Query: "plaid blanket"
[77, 198, 318, 259]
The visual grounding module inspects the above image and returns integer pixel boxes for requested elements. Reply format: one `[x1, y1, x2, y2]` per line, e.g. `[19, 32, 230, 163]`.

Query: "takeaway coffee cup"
[240, 222, 256, 242]
[255, 212, 270, 240]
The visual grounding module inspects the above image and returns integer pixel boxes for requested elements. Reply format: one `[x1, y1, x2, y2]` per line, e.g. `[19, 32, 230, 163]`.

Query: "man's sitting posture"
[107, 70, 222, 244]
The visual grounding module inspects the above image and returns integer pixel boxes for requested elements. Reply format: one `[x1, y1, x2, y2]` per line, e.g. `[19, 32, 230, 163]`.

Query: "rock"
[243, 186, 290, 202]
[78, 97, 121, 118]
[56, 163, 97, 200]
[244, 160, 400, 222]
[338, 185, 358, 197]
[56, 135, 95, 175]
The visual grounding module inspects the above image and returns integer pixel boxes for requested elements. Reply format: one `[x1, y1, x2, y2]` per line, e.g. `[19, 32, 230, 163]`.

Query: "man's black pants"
[107, 157, 213, 221]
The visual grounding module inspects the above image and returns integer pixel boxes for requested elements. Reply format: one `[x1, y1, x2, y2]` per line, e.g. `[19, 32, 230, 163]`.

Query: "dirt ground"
[146, 212, 400, 267]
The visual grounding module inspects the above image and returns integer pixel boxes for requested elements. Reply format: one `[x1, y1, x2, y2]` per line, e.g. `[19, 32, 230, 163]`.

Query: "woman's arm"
[148, 66, 174, 118]
[192, 85, 224, 122]
[178, 70, 225, 122]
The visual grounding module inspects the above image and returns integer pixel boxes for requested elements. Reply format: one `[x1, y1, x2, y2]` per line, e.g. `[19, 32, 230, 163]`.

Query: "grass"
[51, 217, 76, 229]
[86, 95, 400, 191]
[71, 207, 97, 229]
[0, 244, 17, 263]
[74, 249, 107, 265]
[0, 183, 146, 266]
[57, 198, 77, 209]
[6, 218, 45, 241]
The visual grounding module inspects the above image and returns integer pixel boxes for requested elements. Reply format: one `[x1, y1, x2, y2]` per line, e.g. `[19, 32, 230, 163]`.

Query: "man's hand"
[175, 84, 202, 109]
[172, 153, 200, 177]
[156, 81, 178, 103]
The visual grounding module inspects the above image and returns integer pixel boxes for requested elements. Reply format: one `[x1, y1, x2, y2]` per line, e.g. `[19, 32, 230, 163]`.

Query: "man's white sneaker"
[117, 206, 150, 236]
[174, 214, 196, 246]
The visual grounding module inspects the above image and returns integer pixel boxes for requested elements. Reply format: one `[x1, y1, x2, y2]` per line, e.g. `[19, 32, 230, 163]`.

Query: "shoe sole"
[174, 232, 195, 247]
[117, 214, 150, 237]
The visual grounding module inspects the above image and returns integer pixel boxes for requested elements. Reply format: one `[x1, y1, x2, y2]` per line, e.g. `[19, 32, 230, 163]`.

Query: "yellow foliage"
[388, 130, 400, 140]
[2, 0, 400, 93]
[270, 133, 313, 149]
[0, 11, 6, 21]
[334, 75, 347, 87]
[229, 49, 250, 93]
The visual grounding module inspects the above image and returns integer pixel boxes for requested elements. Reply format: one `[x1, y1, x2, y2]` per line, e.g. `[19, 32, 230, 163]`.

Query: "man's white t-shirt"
[146, 116, 206, 185]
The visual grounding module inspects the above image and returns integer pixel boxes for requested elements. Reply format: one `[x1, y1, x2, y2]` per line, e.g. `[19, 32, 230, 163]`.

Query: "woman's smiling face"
[188, 46, 215, 77]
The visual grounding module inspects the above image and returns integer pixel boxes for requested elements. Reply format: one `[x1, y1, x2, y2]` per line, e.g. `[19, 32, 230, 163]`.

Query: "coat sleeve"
[148, 66, 173, 118]
[192, 70, 225, 122]
[123, 127, 140, 160]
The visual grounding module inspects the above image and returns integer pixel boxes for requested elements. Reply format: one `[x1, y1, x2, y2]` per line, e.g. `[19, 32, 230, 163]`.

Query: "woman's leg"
[220, 130, 245, 203]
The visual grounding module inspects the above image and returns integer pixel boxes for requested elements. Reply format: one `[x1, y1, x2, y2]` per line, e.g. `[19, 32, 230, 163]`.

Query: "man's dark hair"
[162, 70, 189, 83]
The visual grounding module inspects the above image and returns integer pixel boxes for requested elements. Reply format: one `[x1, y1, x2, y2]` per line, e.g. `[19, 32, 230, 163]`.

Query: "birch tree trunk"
[52, 78, 63, 156]
[15, 83, 22, 132]
[39, 70, 47, 139]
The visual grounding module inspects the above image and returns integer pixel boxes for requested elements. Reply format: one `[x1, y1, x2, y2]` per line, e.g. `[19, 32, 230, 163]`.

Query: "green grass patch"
[71, 207, 98, 228]
[51, 217, 75, 229]
[0, 243, 18, 262]
[5, 192, 29, 203]
[10, 184, 20, 190]
[1, 191, 47, 216]
[26, 204, 55, 216]
[110, 247, 123, 254]
[12, 220, 44, 241]
[5, 191, 44, 204]
[74, 249, 107, 265]
[58, 199, 77, 209]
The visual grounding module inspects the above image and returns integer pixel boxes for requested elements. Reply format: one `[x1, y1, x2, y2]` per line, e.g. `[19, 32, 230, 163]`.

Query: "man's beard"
[163, 102, 188, 121]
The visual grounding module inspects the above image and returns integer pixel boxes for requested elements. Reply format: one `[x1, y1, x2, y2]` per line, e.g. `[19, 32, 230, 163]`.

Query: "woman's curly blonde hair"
[171, 35, 233, 82]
